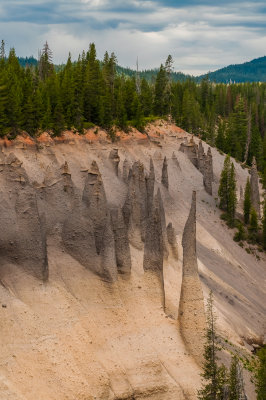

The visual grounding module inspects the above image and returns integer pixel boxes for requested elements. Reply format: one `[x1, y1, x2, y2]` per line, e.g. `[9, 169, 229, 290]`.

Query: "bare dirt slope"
[0, 121, 265, 400]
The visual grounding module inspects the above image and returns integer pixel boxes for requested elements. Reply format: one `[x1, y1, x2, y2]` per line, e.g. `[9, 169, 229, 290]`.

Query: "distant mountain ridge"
[16, 55, 266, 83]
[198, 55, 266, 83]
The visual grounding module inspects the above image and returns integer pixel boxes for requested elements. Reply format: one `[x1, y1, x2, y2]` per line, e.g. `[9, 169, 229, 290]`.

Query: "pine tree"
[42, 97, 53, 131]
[39, 41, 53, 81]
[228, 355, 238, 400]
[164, 54, 174, 116]
[254, 347, 266, 400]
[132, 92, 144, 132]
[249, 207, 258, 231]
[0, 39, 5, 70]
[153, 64, 167, 116]
[228, 355, 246, 400]
[243, 178, 251, 224]
[216, 119, 226, 152]
[53, 100, 65, 136]
[227, 162, 237, 226]
[226, 96, 247, 161]
[198, 291, 227, 400]
[218, 155, 231, 211]
[0, 73, 8, 134]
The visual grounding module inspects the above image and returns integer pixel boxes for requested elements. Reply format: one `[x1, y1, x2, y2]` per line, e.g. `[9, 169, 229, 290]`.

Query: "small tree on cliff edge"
[198, 291, 227, 400]
[218, 155, 237, 227]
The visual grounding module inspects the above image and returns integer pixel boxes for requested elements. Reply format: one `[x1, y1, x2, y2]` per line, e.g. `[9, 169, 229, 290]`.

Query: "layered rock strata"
[178, 191, 206, 365]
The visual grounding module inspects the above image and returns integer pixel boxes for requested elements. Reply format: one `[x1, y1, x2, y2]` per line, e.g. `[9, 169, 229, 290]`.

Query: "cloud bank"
[0, 0, 265, 75]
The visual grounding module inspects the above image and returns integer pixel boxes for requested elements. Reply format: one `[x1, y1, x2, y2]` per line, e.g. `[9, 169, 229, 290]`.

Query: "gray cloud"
[0, 0, 265, 75]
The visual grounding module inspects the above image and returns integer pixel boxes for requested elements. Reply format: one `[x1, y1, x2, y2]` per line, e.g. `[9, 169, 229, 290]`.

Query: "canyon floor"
[0, 121, 265, 400]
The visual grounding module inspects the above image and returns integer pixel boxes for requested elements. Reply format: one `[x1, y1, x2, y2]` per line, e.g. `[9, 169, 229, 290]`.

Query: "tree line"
[218, 155, 266, 251]
[0, 40, 265, 183]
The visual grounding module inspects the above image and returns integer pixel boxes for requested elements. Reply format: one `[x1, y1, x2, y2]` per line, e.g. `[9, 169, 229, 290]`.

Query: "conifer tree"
[165, 54, 174, 116]
[218, 155, 231, 211]
[0, 39, 5, 60]
[0, 74, 8, 134]
[132, 92, 144, 131]
[153, 64, 167, 115]
[216, 119, 226, 152]
[243, 178, 251, 224]
[42, 98, 52, 131]
[228, 162, 237, 226]
[39, 41, 53, 81]
[254, 347, 266, 400]
[249, 207, 258, 232]
[53, 100, 65, 136]
[228, 355, 246, 400]
[198, 291, 227, 400]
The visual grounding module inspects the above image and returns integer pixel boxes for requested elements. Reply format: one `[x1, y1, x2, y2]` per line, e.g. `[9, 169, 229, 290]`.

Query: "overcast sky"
[0, 0, 265, 75]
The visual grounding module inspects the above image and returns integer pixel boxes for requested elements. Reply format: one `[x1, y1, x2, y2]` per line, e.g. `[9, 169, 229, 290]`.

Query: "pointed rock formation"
[61, 161, 74, 194]
[63, 161, 117, 282]
[157, 188, 169, 259]
[38, 160, 75, 233]
[172, 152, 181, 170]
[61, 201, 102, 278]
[161, 156, 169, 189]
[122, 161, 147, 247]
[207, 147, 214, 182]
[0, 153, 48, 281]
[82, 161, 108, 255]
[143, 191, 165, 308]
[179, 136, 198, 168]
[111, 208, 131, 276]
[109, 148, 120, 176]
[146, 158, 155, 218]
[178, 191, 206, 365]
[250, 157, 261, 218]
[180, 138, 214, 196]
[167, 223, 178, 260]
[122, 159, 130, 183]
[197, 140, 205, 174]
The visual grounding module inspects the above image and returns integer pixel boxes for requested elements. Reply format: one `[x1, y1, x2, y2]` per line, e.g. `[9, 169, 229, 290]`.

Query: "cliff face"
[0, 121, 265, 400]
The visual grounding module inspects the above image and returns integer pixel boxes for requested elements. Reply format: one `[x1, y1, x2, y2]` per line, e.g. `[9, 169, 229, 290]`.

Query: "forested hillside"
[0, 41, 265, 183]
[199, 56, 266, 83]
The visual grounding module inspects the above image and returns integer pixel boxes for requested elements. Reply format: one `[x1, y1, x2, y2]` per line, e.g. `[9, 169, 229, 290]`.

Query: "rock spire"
[178, 191, 206, 365]
[161, 156, 169, 189]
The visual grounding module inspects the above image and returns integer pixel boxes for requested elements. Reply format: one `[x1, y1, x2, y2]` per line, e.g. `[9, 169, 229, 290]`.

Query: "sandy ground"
[0, 121, 265, 399]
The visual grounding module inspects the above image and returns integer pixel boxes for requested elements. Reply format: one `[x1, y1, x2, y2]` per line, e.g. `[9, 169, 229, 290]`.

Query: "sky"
[0, 0, 265, 75]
